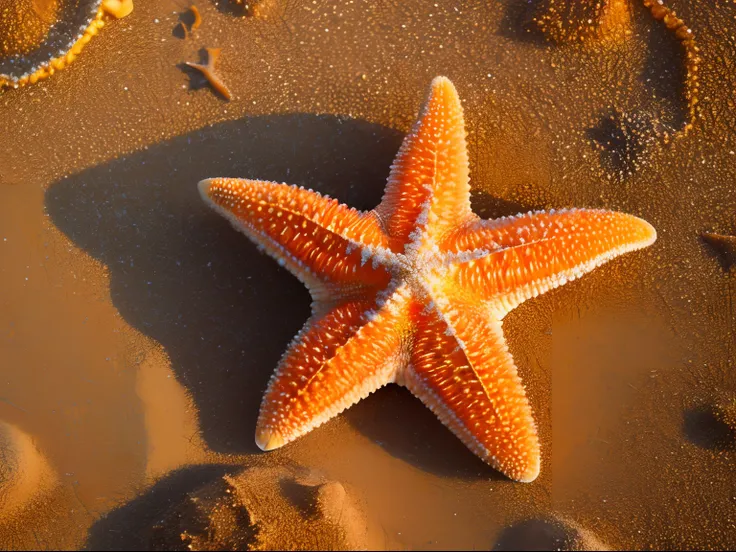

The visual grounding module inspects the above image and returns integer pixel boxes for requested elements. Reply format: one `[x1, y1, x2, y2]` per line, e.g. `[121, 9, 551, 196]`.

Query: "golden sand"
[0, 0, 734, 548]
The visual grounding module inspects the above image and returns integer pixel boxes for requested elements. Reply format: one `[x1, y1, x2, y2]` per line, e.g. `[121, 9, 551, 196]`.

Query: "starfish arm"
[199, 178, 392, 301]
[401, 294, 540, 482]
[374, 76, 474, 251]
[255, 288, 412, 450]
[448, 209, 657, 315]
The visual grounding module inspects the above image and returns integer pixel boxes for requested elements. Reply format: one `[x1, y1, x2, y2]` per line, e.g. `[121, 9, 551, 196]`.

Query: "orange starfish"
[198, 77, 657, 482]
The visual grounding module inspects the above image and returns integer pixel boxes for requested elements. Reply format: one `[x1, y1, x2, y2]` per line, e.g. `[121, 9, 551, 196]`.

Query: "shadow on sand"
[683, 405, 735, 452]
[46, 114, 397, 455]
[493, 517, 577, 551]
[46, 114, 530, 482]
[496, 0, 546, 45]
[85, 464, 238, 550]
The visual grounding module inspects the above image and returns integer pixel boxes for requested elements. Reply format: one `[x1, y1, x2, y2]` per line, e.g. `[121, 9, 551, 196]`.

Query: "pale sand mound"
[150, 465, 384, 550]
[494, 516, 608, 551]
[0, 421, 57, 522]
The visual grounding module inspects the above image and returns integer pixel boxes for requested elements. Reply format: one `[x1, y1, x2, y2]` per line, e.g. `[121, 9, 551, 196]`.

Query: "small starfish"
[198, 77, 656, 482]
[185, 47, 232, 100]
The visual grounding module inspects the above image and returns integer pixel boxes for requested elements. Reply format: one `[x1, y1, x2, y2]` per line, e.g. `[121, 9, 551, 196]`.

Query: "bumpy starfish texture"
[198, 77, 657, 482]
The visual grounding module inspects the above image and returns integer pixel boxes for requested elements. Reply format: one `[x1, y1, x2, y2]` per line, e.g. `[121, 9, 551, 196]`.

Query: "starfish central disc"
[198, 77, 657, 482]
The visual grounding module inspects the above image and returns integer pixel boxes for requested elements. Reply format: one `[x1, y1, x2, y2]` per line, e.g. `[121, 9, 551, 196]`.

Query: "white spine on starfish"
[493, 236, 655, 318]
[198, 77, 657, 483]
[374, 278, 407, 314]
[419, 286, 516, 467]
[443, 247, 494, 266]
[265, 352, 401, 447]
[198, 179, 392, 307]
[199, 179, 328, 300]
[259, 286, 412, 448]
[449, 208, 657, 319]
[369, 246, 397, 270]
[404, 185, 436, 257]
[397, 363, 499, 465]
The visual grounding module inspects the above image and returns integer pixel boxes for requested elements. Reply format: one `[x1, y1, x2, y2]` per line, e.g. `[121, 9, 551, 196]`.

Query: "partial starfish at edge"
[198, 77, 657, 482]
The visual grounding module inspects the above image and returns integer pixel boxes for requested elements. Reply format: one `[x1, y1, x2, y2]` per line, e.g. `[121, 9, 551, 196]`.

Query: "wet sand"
[1, 0, 735, 549]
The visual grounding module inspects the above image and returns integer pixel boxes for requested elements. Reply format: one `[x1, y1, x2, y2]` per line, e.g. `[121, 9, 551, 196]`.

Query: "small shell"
[0, 0, 132, 89]
[642, 0, 700, 136]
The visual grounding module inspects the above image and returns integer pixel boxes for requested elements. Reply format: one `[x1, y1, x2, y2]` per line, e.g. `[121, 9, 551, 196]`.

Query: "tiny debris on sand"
[588, 108, 663, 181]
[227, 0, 269, 17]
[101, 0, 134, 18]
[150, 465, 386, 550]
[712, 396, 736, 434]
[184, 47, 232, 100]
[529, 0, 631, 44]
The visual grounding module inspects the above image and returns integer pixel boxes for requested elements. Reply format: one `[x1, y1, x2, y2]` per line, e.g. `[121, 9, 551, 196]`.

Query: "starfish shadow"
[700, 232, 736, 273]
[46, 114, 399, 456]
[343, 387, 506, 481]
[585, 107, 663, 182]
[45, 114, 523, 482]
[470, 191, 532, 219]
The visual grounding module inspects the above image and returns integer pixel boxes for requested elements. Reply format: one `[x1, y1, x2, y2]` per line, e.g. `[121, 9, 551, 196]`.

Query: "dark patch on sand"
[46, 115, 400, 457]
[86, 464, 237, 550]
[683, 405, 735, 452]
